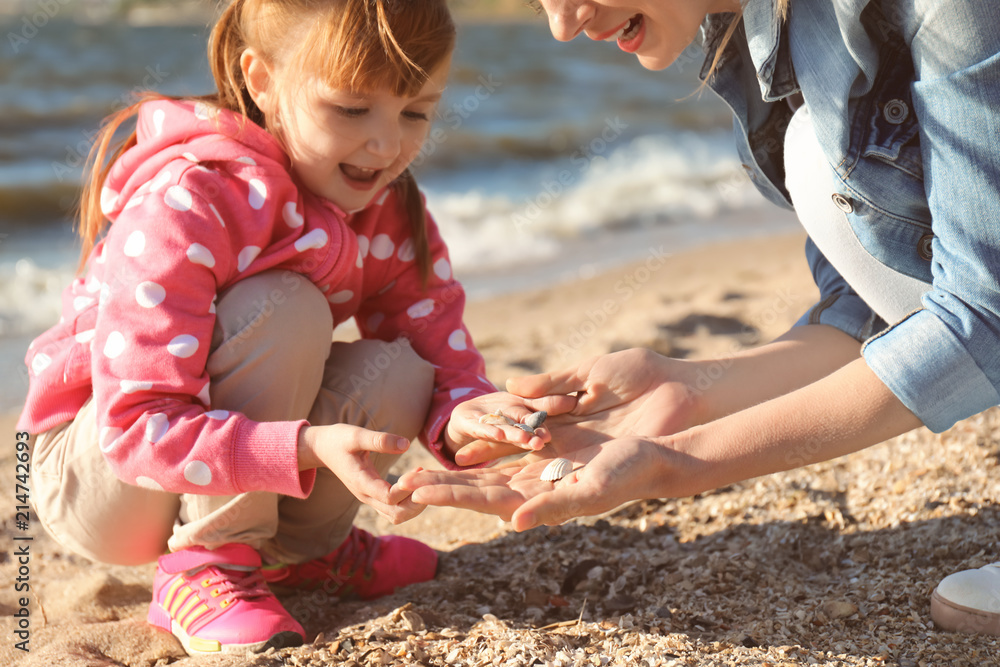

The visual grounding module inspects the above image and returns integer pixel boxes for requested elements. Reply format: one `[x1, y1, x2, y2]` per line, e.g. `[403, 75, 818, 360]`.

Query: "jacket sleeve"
[355, 208, 495, 470]
[92, 163, 315, 497]
[861, 2, 1000, 432]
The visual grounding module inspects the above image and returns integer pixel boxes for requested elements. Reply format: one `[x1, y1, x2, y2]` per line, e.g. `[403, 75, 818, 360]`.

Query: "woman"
[398, 0, 1000, 637]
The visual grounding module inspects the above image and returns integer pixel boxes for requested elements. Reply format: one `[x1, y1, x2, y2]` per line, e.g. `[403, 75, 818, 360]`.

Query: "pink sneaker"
[147, 544, 304, 655]
[261, 527, 438, 600]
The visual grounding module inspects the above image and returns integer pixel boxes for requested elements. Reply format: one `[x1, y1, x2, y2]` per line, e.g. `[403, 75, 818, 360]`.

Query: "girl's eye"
[403, 111, 430, 122]
[335, 106, 368, 118]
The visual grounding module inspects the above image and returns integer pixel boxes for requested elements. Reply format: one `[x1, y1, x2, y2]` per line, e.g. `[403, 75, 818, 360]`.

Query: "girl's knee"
[214, 271, 333, 357]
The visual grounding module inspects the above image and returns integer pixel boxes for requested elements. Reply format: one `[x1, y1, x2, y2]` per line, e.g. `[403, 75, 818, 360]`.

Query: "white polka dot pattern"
[104, 331, 126, 358]
[187, 243, 215, 268]
[407, 299, 435, 319]
[184, 461, 212, 486]
[238, 246, 261, 272]
[450, 387, 474, 400]
[146, 413, 169, 443]
[208, 203, 225, 227]
[152, 108, 166, 135]
[136, 281, 166, 308]
[248, 179, 267, 210]
[357, 235, 370, 258]
[434, 258, 452, 281]
[73, 296, 95, 311]
[294, 229, 328, 253]
[196, 381, 211, 406]
[31, 353, 52, 375]
[101, 187, 119, 215]
[397, 239, 416, 262]
[164, 186, 193, 212]
[149, 170, 171, 192]
[167, 334, 199, 358]
[75, 330, 96, 344]
[99, 426, 123, 452]
[123, 231, 146, 257]
[283, 202, 304, 228]
[329, 290, 354, 304]
[205, 410, 229, 420]
[370, 235, 394, 260]
[448, 329, 468, 351]
[121, 380, 153, 394]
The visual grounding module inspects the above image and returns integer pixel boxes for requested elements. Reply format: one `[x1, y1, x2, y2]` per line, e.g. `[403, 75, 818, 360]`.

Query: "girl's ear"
[241, 48, 273, 113]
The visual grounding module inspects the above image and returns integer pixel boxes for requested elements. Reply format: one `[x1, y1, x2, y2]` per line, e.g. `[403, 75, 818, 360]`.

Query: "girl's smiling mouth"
[340, 164, 383, 190]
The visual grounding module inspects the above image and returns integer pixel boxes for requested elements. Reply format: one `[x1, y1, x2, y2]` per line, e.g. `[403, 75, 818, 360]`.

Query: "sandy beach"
[3, 232, 999, 666]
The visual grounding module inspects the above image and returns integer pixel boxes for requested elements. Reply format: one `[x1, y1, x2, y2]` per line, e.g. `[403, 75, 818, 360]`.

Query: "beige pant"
[32, 271, 435, 566]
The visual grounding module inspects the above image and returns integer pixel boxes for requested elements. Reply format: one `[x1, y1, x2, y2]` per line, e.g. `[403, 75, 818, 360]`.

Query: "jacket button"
[831, 193, 854, 213]
[918, 234, 934, 260]
[883, 99, 909, 125]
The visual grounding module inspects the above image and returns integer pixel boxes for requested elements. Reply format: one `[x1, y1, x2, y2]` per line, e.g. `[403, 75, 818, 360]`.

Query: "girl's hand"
[443, 391, 577, 466]
[298, 424, 424, 524]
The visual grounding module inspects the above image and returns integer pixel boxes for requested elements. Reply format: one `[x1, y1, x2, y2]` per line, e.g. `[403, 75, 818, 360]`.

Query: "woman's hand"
[395, 433, 707, 531]
[297, 424, 424, 525]
[508, 348, 706, 448]
[443, 391, 577, 466]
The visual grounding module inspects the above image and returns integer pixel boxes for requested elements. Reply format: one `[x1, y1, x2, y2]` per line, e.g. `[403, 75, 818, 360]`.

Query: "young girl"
[18, 0, 559, 655]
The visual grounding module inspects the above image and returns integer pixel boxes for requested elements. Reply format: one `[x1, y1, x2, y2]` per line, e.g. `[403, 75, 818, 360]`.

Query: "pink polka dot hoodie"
[18, 99, 495, 498]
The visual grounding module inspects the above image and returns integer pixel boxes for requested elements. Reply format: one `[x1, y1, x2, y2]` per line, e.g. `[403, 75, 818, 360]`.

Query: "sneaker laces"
[198, 566, 271, 603]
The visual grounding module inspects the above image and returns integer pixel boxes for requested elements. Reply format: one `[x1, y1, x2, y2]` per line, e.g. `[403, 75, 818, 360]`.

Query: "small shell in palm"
[540, 458, 573, 482]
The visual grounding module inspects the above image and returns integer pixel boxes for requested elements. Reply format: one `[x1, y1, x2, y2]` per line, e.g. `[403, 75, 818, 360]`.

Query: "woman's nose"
[541, 0, 595, 42]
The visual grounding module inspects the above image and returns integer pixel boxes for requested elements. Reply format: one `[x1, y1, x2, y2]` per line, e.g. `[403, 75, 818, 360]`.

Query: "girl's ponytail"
[394, 169, 431, 288]
[76, 98, 145, 272]
[208, 0, 264, 127]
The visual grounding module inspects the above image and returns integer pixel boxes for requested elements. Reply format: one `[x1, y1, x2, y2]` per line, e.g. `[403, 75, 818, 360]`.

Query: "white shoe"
[930, 562, 1000, 636]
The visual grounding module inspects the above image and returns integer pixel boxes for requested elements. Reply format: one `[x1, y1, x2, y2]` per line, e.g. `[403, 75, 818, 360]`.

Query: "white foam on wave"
[425, 131, 763, 274]
[0, 258, 74, 338]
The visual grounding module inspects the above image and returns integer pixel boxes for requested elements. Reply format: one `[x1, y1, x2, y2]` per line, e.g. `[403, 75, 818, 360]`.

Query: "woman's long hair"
[78, 0, 455, 286]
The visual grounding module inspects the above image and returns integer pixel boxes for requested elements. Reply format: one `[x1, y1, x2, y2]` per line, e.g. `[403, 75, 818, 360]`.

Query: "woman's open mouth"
[340, 164, 383, 191]
[612, 14, 645, 53]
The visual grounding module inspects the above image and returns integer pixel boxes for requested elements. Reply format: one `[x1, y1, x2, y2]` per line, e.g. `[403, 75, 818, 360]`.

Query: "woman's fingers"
[505, 362, 592, 399]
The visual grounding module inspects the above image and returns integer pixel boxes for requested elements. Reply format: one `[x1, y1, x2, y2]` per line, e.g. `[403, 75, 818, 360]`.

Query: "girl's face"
[245, 50, 450, 213]
[537, 0, 738, 70]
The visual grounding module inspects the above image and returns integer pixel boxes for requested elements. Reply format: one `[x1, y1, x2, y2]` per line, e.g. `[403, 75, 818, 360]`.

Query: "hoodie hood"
[101, 99, 292, 221]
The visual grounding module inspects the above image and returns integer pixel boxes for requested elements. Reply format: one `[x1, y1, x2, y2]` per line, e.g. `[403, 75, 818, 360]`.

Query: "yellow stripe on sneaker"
[169, 586, 193, 617]
[182, 603, 211, 632]
[162, 577, 186, 610]
[175, 595, 200, 627]
[188, 636, 222, 652]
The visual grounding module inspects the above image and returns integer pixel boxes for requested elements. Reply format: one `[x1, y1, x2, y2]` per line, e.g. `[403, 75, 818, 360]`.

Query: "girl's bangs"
[296, 1, 455, 96]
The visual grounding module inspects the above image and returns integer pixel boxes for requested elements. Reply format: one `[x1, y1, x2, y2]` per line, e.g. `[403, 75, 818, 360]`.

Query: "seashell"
[523, 411, 547, 430]
[540, 457, 572, 482]
[515, 423, 536, 434]
[479, 409, 514, 426]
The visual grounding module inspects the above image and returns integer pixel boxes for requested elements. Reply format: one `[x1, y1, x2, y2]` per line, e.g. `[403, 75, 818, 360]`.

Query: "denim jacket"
[701, 0, 1000, 433]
